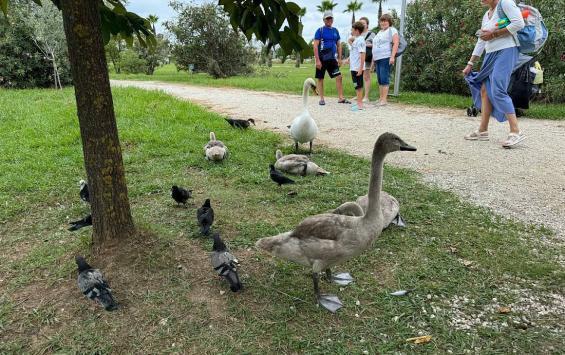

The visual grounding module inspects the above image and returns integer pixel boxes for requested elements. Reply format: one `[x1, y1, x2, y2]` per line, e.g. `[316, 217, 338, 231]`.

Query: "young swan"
[204, 132, 228, 161]
[289, 78, 318, 154]
[256, 133, 416, 312]
[274, 150, 329, 176]
[333, 192, 404, 228]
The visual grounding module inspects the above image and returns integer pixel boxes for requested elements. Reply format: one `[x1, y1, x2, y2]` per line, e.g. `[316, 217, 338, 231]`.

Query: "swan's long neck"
[302, 82, 310, 108]
[363, 146, 385, 224]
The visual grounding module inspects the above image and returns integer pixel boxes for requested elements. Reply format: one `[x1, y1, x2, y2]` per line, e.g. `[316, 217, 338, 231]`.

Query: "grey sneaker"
[502, 131, 526, 148]
[464, 130, 489, 141]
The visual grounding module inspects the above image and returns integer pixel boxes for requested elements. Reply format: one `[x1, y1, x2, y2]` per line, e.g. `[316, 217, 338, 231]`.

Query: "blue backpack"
[497, 0, 548, 54]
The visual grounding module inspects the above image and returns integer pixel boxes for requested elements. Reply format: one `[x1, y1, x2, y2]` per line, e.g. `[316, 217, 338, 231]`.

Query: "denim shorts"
[375, 58, 391, 86]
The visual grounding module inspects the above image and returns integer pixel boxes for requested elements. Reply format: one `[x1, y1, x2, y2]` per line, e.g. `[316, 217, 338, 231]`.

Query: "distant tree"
[344, 1, 363, 24]
[166, 2, 255, 78]
[317, 0, 338, 12]
[105, 37, 126, 74]
[295, 7, 307, 68]
[372, 0, 388, 19]
[147, 14, 158, 34]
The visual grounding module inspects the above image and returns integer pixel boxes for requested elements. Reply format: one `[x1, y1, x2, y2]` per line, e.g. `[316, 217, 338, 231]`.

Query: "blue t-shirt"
[315, 26, 340, 58]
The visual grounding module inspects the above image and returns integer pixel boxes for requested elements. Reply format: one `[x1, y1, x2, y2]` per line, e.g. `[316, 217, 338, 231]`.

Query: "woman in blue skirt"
[463, 0, 526, 148]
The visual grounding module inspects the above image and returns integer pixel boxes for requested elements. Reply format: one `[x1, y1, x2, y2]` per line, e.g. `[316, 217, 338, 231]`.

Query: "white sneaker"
[502, 131, 526, 148]
[464, 130, 489, 141]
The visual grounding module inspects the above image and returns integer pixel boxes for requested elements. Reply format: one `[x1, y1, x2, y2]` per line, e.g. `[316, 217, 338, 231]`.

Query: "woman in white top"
[371, 14, 399, 106]
[463, 0, 526, 148]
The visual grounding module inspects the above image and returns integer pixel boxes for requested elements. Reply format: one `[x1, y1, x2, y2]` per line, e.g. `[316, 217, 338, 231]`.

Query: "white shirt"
[472, 0, 525, 56]
[349, 36, 366, 72]
[372, 27, 398, 61]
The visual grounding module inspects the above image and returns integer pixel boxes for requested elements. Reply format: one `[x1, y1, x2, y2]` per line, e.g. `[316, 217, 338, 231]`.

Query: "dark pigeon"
[225, 117, 255, 129]
[197, 199, 214, 236]
[68, 214, 92, 231]
[79, 180, 89, 203]
[75, 256, 118, 311]
[171, 185, 192, 205]
[211, 234, 242, 292]
[269, 164, 295, 186]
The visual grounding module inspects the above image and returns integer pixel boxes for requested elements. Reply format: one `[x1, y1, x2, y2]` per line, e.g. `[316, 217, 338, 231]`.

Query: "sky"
[126, 0, 405, 41]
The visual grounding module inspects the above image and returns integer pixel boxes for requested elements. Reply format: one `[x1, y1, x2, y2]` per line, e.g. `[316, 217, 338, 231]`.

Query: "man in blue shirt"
[313, 11, 350, 105]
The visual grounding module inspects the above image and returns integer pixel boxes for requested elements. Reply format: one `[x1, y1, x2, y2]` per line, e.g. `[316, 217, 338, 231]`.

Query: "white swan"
[256, 133, 416, 312]
[274, 150, 329, 176]
[289, 78, 318, 154]
[204, 132, 228, 161]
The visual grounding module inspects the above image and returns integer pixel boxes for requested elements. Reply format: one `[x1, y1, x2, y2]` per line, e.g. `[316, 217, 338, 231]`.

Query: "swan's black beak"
[312, 86, 319, 96]
[400, 143, 417, 151]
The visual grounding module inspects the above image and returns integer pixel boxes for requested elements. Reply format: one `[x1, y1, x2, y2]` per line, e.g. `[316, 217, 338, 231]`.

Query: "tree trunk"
[378, 2, 383, 19]
[352, 13, 355, 25]
[60, 0, 135, 249]
[295, 51, 301, 68]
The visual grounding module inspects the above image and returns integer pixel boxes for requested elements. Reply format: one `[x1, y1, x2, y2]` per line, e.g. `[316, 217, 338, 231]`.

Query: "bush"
[165, 1, 255, 78]
[0, 2, 71, 88]
[120, 50, 148, 74]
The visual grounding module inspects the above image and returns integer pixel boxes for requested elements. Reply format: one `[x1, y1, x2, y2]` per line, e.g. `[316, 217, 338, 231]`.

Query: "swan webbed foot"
[392, 214, 406, 227]
[318, 294, 343, 313]
[332, 272, 354, 286]
[309, 141, 313, 154]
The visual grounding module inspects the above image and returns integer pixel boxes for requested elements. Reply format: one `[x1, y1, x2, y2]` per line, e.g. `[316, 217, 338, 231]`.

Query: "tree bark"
[60, 0, 135, 249]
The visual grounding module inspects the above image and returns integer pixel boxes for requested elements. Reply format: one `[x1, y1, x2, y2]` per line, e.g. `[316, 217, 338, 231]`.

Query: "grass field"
[0, 87, 564, 353]
[110, 63, 565, 120]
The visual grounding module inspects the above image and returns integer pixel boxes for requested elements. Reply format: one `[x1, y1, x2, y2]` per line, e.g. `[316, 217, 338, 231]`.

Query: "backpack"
[318, 27, 339, 61]
[364, 31, 374, 62]
[388, 27, 407, 57]
[497, 0, 548, 54]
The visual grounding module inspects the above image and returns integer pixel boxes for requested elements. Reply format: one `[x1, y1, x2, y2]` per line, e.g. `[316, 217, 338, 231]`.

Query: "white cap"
[323, 10, 333, 20]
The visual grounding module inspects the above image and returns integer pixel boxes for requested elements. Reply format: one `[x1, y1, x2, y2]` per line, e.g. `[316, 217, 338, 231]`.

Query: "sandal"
[319, 99, 326, 106]
[338, 99, 351, 104]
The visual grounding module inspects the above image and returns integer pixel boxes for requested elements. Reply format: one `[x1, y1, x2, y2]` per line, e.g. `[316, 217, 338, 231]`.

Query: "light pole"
[393, 0, 407, 96]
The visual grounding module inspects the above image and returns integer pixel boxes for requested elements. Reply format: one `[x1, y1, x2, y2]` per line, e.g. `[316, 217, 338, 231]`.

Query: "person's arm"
[463, 39, 485, 76]
[359, 51, 366, 75]
[337, 40, 342, 66]
[365, 33, 374, 48]
[390, 32, 399, 64]
[313, 38, 321, 69]
[481, 1, 524, 41]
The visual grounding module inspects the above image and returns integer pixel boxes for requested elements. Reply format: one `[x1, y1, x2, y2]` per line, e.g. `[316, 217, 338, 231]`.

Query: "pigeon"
[171, 185, 192, 205]
[225, 117, 255, 129]
[68, 214, 92, 231]
[79, 179, 90, 203]
[197, 199, 214, 236]
[75, 255, 118, 311]
[211, 234, 242, 292]
[269, 164, 295, 186]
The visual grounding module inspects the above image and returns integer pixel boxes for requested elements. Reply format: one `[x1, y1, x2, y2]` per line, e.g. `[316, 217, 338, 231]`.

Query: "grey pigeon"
[79, 179, 89, 203]
[211, 234, 242, 292]
[75, 256, 118, 311]
[68, 214, 92, 231]
[171, 185, 192, 205]
[197, 199, 214, 236]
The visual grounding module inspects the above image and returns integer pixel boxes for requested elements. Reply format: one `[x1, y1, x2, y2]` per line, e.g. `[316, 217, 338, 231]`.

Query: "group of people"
[312, 0, 528, 149]
[313, 10, 399, 111]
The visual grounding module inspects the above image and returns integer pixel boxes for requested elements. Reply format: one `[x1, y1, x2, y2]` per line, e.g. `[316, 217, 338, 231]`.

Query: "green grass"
[111, 62, 565, 120]
[0, 87, 564, 353]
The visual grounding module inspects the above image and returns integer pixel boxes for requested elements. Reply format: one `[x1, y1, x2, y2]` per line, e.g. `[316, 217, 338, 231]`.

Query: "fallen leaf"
[390, 290, 412, 296]
[287, 191, 298, 196]
[447, 246, 458, 254]
[406, 335, 432, 344]
[498, 306, 511, 314]
[461, 259, 474, 267]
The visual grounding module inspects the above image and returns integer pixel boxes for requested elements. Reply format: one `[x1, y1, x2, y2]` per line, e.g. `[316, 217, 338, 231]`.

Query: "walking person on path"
[463, 0, 526, 148]
[313, 10, 350, 106]
[359, 17, 375, 103]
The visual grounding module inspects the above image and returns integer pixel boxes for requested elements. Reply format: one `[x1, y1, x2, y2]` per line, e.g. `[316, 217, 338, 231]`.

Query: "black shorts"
[351, 71, 363, 90]
[315, 59, 341, 79]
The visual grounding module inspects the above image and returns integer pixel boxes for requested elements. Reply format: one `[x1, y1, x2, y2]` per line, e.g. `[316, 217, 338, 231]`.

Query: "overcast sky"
[127, 0, 405, 40]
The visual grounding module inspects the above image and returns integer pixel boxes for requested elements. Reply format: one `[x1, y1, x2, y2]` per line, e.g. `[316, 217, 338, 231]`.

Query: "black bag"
[318, 27, 338, 61]
[364, 31, 373, 62]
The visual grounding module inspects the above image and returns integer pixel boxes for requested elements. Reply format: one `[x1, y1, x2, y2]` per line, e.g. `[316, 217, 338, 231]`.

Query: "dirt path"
[111, 80, 565, 242]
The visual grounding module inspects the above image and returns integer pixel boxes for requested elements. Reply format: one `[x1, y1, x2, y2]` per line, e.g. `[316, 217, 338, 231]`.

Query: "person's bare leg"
[506, 113, 519, 133]
[317, 78, 325, 102]
[379, 85, 384, 104]
[336, 75, 344, 101]
[363, 69, 371, 101]
[479, 83, 492, 132]
[357, 88, 363, 108]
[381, 85, 389, 104]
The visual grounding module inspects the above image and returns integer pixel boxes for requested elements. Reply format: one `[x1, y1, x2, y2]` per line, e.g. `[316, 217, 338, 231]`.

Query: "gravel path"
[111, 80, 565, 242]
